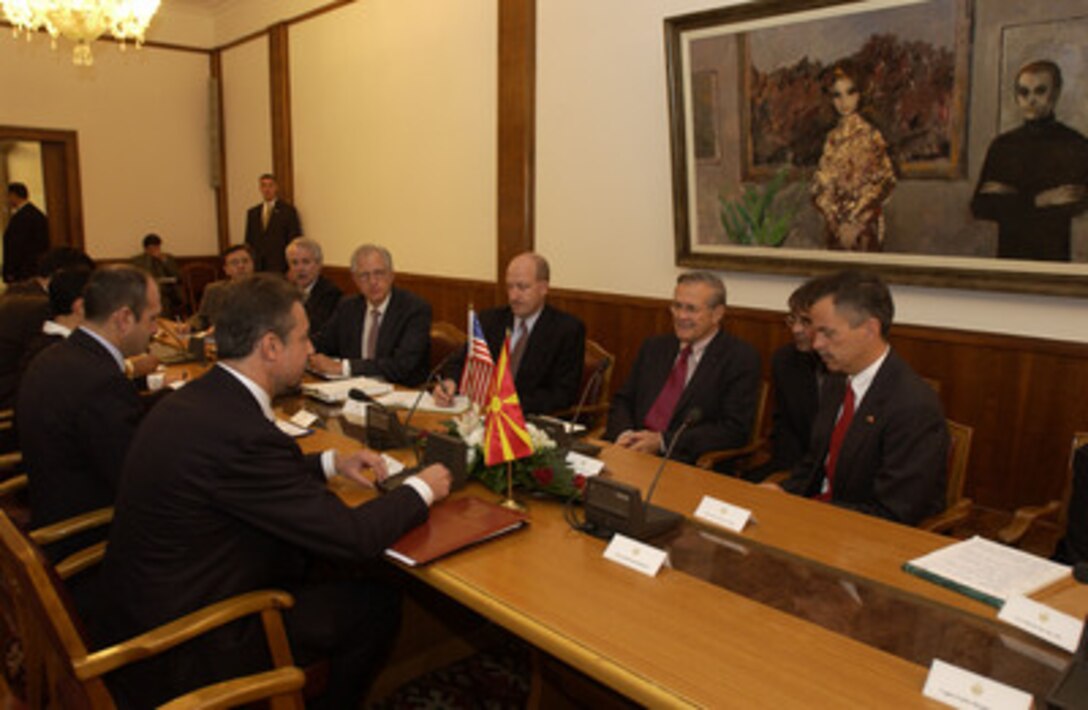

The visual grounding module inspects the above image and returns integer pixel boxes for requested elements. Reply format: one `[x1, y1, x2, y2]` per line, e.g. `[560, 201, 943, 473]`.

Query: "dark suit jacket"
[444, 305, 585, 415]
[304, 274, 343, 335]
[782, 349, 948, 525]
[0, 293, 49, 409]
[17, 328, 145, 559]
[312, 287, 431, 386]
[3, 202, 49, 283]
[244, 200, 302, 272]
[763, 344, 824, 474]
[99, 365, 428, 705]
[605, 330, 761, 464]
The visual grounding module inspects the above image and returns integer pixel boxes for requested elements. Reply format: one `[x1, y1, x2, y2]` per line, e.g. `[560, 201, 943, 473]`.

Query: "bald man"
[436, 252, 584, 415]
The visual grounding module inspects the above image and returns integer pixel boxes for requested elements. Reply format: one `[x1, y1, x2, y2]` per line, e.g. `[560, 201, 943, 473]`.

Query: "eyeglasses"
[784, 313, 811, 328]
[353, 269, 389, 282]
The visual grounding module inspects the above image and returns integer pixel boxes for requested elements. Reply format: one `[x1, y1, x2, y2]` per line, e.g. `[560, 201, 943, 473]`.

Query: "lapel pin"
[866, 415, 875, 424]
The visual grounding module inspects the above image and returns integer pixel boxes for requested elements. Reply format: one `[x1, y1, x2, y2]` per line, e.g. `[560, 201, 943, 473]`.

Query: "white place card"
[602, 534, 667, 578]
[275, 419, 311, 438]
[380, 454, 406, 476]
[693, 495, 752, 533]
[565, 451, 604, 477]
[289, 409, 319, 429]
[999, 594, 1085, 653]
[922, 659, 1032, 710]
[341, 398, 369, 423]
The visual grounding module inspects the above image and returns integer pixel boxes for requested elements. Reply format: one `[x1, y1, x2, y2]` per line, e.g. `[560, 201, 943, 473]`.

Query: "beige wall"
[536, 0, 1088, 343]
[288, 0, 497, 279]
[0, 37, 217, 259]
[221, 36, 273, 248]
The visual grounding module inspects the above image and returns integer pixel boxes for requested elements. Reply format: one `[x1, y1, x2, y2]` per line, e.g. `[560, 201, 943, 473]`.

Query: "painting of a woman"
[811, 65, 897, 251]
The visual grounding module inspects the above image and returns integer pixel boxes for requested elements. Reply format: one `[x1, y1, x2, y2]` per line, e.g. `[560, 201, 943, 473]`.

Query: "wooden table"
[153, 361, 1081, 708]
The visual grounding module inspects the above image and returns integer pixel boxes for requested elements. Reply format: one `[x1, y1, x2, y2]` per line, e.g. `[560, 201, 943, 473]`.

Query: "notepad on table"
[385, 496, 528, 567]
[903, 535, 1071, 608]
[300, 376, 392, 403]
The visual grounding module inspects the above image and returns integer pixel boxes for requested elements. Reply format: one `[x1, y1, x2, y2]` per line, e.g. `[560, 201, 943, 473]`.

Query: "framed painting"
[666, 0, 1088, 296]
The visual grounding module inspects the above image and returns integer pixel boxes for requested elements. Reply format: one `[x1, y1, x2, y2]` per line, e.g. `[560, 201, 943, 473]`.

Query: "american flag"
[459, 307, 495, 408]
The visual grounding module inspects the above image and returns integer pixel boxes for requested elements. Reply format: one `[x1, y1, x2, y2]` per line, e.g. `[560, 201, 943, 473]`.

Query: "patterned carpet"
[369, 641, 531, 710]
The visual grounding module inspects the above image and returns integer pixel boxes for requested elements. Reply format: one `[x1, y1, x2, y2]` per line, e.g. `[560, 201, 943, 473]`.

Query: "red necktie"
[643, 346, 692, 432]
[818, 381, 855, 501]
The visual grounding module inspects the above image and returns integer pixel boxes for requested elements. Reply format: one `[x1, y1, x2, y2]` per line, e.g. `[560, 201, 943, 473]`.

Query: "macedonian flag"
[482, 333, 534, 467]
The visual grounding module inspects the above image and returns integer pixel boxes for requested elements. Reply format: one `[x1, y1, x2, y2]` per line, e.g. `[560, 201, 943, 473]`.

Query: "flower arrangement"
[446, 409, 585, 499]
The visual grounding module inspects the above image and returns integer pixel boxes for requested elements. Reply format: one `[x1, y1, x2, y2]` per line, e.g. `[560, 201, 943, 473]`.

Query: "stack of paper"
[904, 535, 1071, 608]
[375, 390, 470, 413]
[301, 376, 393, 403]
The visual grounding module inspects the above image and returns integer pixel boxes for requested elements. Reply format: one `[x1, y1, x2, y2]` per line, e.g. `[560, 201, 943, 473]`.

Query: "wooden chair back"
[430, 321, 467, 373]
[919, 419, 974, 534]
[180, 262, 220, 317]
[944, 419, 973, 510]
[693, 380, 770, 473]
[580, 339, 614, 415]
[0, 509, 107, 708]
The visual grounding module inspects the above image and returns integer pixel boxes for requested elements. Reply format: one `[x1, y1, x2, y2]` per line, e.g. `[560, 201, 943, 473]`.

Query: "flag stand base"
[499, 461, 526, 512]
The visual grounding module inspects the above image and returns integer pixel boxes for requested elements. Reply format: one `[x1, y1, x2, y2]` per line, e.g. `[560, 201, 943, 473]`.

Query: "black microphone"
[348, 387, 380, 404]
[569, 355, 611, 432]
[403, 349, 460, 431]
[645, 407, 702, 505]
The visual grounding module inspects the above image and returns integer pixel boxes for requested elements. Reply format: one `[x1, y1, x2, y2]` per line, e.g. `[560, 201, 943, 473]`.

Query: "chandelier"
[1, 0, 162, 66]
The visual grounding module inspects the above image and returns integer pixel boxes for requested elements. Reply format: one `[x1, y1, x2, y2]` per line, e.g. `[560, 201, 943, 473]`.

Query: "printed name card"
[341, 398, 369, 422]
[602, 534, 667, 577]
[922, 659, 1032, 710]
[289, 409, 319, 429]
[694, 495, 752, 533]
[998, 594, 1085, 653]
[565, 451, 604, 477]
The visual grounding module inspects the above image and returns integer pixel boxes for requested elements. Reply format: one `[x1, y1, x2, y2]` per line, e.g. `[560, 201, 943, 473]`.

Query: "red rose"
[532, 467, 554, 486]
[573, 474, 586, 490]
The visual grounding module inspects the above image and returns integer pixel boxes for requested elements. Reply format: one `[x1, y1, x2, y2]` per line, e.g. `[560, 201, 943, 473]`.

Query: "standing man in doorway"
[3, 182, 50, 284]
[244, 173, 302, 272]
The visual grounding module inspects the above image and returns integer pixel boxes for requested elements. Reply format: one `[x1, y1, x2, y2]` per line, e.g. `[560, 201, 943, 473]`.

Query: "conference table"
[156, 345, 1086, 708]
[279, 398, 1087, 708]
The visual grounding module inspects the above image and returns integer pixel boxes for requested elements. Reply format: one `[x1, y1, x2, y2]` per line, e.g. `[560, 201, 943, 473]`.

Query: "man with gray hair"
[605, 271, 760, 465]
[310, 244, 431, 385]
[286, 236, 342, 333]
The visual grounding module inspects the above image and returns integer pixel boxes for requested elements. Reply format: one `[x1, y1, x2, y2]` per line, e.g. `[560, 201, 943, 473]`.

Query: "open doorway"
[0, 126, 84, 253]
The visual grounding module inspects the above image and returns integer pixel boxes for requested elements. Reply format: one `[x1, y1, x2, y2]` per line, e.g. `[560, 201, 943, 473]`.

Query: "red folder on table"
[385, 496, 528, 567]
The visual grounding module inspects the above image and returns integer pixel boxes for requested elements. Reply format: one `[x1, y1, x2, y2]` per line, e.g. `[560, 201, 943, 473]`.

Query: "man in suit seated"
[767, 270, 948, 525]
[745, 278, 827, 482]
[99, 274, 451, 708]
[309, 244, 431, 386]
[286, 236, 342, 334]
[17, 265, 161, 561]
[605, 272, 761, 465]
[433, 252, 585, 415]
[245, 172, 302, 272]
[188, 243, 255, 331]
[130, 233, 184, 317]
[18, 266, 92, 373]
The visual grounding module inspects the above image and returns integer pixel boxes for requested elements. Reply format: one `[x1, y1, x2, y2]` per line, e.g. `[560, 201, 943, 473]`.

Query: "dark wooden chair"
[694, 380, 770, 474]
[430, 321, 467, 373]
[919, 419, 974, 534]
[180, 262, 220, 319]
[0, 509, 306, 709]
[551, 338, 614, 437]
[998, 431, 1088, 547]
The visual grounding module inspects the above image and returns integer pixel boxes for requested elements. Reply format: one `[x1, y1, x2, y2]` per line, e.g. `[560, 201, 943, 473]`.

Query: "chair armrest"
[997, 500, 1063, 546]
[763, 471, 790, 486]
[29, 507, 114, 547]
[695, 439, 766, 471]
[157, 666, 306, 710]
[0, 473, 27, 497]
[919, 498, 973, 535]
[75, 589, 296, 680]
[55, 540, 107, 580]
[0, 408, 13, 421]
